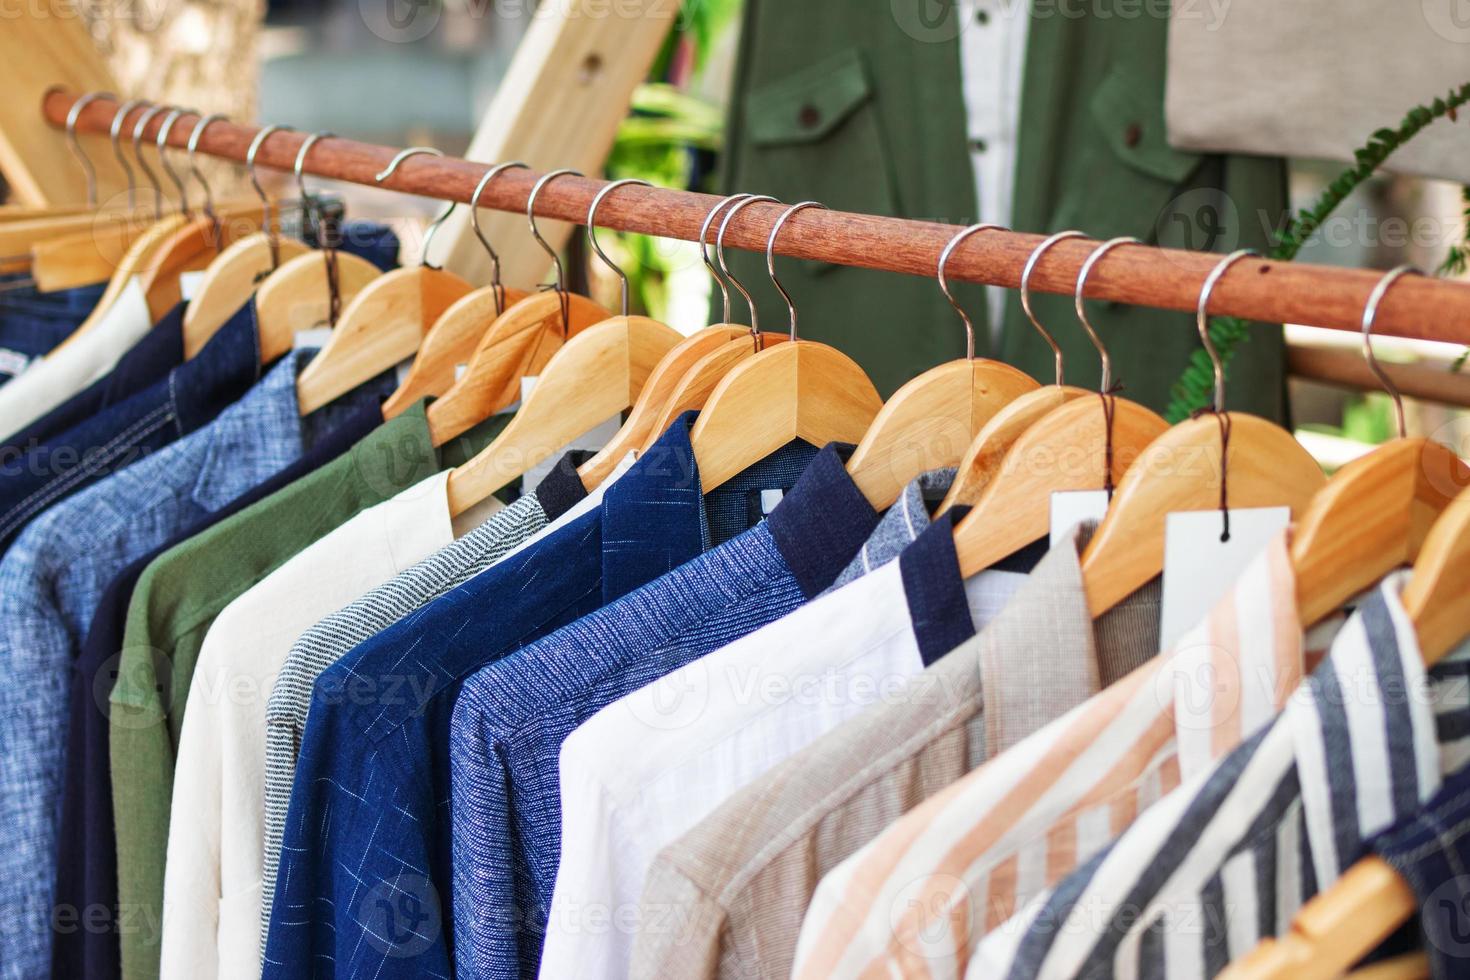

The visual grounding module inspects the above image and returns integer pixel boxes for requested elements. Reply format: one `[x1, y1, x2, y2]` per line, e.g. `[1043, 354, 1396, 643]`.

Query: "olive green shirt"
[718, 0, 1288, 419]
[108, 401, 509, 980]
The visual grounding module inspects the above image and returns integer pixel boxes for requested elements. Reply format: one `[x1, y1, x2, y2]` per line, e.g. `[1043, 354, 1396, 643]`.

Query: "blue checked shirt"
[447, 445, 880, 980]
[261, 414, 814, 980]
[0, 348, 390, 980]
[0, 301, 258, 554]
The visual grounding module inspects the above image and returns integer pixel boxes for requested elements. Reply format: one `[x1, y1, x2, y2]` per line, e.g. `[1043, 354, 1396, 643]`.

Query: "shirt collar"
[766, 443, 881, 598]
[898, 507, 975, 665]
[171, 299, 263, 434]
[532, 451, 593, 522]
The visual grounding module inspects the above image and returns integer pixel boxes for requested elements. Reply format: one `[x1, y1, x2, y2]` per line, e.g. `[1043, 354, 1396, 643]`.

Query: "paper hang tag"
[517, 375, 624, 493]
[179, 270, 206, 302]
[455, 363, 467, 382]
[394, 356, 414, 389]
[1160, 506, 1290, 650]
[1050, 490, 1111, 547]
[293, 326, 332, 350]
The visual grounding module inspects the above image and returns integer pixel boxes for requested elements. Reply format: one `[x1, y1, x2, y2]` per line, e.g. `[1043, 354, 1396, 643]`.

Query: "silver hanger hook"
[186, 113, 227, 228]
[700, 193, 753, 324]
[131, 103, 168, 218]
[1074, 236, 1141, 393]
[155, 108, 194, 215]
[108, 98, 147, 210]
[1020, 229, 1085, 385]
[716, 194, 778, 333]
[937, 223, 1005, 361]
[587, 178, 652, 318]
[469, 161, 528, 315]
[247, 125, 292, 270]
[766, 201, 827, 343]
[1194, 248, 1258, 413]
[294, 131, 334, 206]
[1361, 264, 1417, 438]
[375, 147, 455, 267]
[65, 91, 114, 208]
[527, 168, 582, 336]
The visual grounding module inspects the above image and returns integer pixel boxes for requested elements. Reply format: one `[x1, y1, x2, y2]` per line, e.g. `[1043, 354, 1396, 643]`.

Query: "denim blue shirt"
[0, 275, 106, 386]
[447, 445, 881, 980]
[0, 300, 259, 554]
[0, 350, 392, 980]
[260, 415, 815, 980]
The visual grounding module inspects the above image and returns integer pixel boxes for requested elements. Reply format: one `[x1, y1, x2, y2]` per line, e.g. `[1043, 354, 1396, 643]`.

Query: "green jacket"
[718, 0, 1288, 420]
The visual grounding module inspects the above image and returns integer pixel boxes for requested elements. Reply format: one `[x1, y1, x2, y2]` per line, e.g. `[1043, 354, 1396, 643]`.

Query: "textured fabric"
[825, 466, 954, 592]
[0, 274, 105, 386]
[791, 532, 1306, 980]
[455, 444, 881, 980]
[0, 351, 380, 980]
[161, 470, 466, 980]
[628, 523, 1161, 980]
[3, 302, 182, 455]
[1371, 762, 1470, 980]
[0, 276, 154, 443]
[108, 399, 492, 980]
[256, 449, 623, 946]
[0, 301, 255, 554]
[986, 577, 1470, 980]
[260, 416, 809, 980]
[51, 401, 381, 980]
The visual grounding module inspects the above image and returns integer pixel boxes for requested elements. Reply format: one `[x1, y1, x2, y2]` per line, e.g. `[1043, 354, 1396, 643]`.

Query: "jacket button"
[798, 104, 822, 129]
[1124, 122, 1142, 148]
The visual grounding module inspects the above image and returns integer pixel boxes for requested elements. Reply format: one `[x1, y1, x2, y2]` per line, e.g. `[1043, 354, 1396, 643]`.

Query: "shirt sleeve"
[628, 856, 728, 980]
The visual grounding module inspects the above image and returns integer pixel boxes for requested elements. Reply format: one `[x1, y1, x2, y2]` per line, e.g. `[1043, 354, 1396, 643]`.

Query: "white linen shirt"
[158, 468, 472, 980]
[0, 276, 152, 441]
[539, 515, 1025, 980]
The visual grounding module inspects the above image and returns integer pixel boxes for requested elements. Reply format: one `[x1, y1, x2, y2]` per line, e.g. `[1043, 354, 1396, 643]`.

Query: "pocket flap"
[746, 47, 875, 147]
[1090, 64, 1204, 185]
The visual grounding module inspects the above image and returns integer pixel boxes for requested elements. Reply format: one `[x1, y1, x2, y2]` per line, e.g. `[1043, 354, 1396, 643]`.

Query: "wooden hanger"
[383, 161, 533, 418]
[424, 169, 619, 445]
[181, 124, 311, 356]
[1077, 249, 1327, 615]
[846, 223, 1038, 510]
[294, 148, 474, 414]
[952, 237, 1170, 577]
[687, 200, 883, 492]
[938, 230, 1093, 513]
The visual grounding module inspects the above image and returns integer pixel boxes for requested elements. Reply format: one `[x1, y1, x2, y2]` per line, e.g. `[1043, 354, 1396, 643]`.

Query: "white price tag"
[1160, 507, 1290, 650]
[179, 271, 206, 301]
[293, 327, 332, 350]
[1050, 490, 1111, 547]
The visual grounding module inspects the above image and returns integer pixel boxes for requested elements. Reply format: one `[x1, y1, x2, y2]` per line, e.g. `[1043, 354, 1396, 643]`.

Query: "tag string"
[1192, 406, 1233, 542]
[1098, 380, 1126, 501]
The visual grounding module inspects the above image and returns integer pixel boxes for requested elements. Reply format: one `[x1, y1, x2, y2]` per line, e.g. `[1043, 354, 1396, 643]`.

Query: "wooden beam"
[1288, 343, 1470, 408]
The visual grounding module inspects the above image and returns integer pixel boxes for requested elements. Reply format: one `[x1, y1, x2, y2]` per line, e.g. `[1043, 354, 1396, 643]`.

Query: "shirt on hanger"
[0, 301, 251, 554]
[824, 466, 955, 593]
[260, 415, 815, 980]
[0, 349, 388, 980]
[257, 449, 632, 945]
[452, 444, 883, 980]
[108, 398, 503, 980]
[627, 522, 1161, 980]
[536, 504, 1014, 980]
[161, 465, 506, 980]
[51, 400, 383, 980]
[0, 273, 105, 387]
[983, 576, 1470, 980]
[789, 533, 1309, 980]
[0, 275, 154, 443]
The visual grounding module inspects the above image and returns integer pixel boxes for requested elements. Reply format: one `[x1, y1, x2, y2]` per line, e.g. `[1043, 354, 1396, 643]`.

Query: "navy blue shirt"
[0, 275, 106, 386]
[0, 299, 264, 555]
[49, 399, 383, 980]
[261, 415, 815, 980]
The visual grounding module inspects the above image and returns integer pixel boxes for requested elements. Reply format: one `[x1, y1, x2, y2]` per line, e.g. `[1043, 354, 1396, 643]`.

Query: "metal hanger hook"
[65, 91, 115, 208]
[155, 108, 195, 215]
[1074, 236, 1141, 394]
[716, 194, 778, 335]
[375, 148, 454, 267]
[247, 125, 293, 270]
[1361, 264, 1417, 439]
[700, 193, 753, 324]
[108, 98, 148, 210]
[527, 168, 582, 336]
[587, 178, 652, 318]
[130, 103, 168, 219]
[937, 223, 1005, 361]
[1194, 248, 1258, 413]
[294, 131, 334, 208]
[186, 113, 227, 234]
[767, 201, 827, 344]
[469, 161, 528, 315]
[1020, 229, 1085, 385]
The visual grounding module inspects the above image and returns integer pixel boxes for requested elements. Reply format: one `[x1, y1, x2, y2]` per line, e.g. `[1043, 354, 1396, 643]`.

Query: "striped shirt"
[790, 531, 1315, 979]
[975, 571, 1470, 979]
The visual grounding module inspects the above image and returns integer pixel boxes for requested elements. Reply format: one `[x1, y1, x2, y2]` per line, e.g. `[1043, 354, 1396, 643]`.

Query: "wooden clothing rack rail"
[42, 89, 1470, 350]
